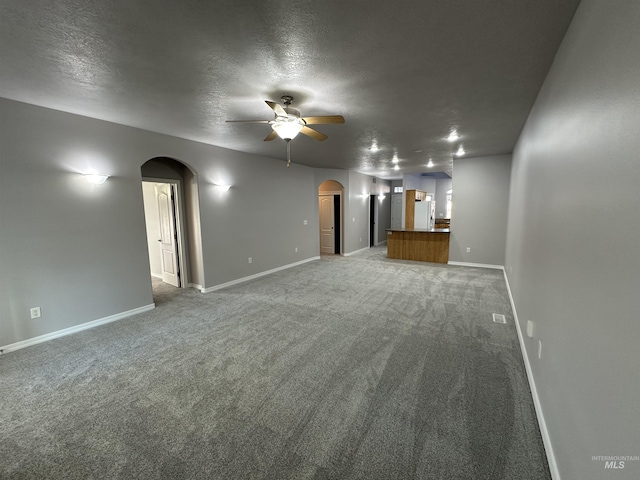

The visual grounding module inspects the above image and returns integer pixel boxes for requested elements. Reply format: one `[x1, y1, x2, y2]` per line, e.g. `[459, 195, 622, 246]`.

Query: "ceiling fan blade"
[265, 100, 287, 117]
[301, 126, 328, 141]
[302, 115, 345, 125]
[264, 130, 278, 141]
[225, 119, 271, 123]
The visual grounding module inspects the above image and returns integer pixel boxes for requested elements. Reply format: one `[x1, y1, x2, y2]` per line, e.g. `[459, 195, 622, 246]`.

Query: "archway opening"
[140, 157, 204, 302]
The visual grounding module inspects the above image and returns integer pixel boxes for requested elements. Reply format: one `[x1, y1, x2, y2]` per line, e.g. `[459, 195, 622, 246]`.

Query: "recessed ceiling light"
[426, 159, 434, 168]
[393, 165, 400, 170]
[392, 155, 399, 164]
[414, 149, 423, 153]
[455, 145, 466, 156]
[446, 130, 460, 142]
[369, 142, 379, 151]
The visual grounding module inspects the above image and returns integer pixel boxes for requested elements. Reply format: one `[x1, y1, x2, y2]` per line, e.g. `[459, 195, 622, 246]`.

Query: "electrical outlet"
[466, 247, 471, 253]
[359, 237, 362, 243]
[295, 247, 298, 253]
[30, 307, 41, 319]
[352, 217, 355, 222]
[303, 219, 308, 225]
[248, 257, 252, 264]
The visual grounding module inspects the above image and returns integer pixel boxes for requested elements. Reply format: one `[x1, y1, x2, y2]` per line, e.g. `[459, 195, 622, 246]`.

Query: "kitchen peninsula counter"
[386, 228, 450, 264]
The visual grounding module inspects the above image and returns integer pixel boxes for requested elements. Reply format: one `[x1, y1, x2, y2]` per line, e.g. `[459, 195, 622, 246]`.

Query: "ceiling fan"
[226, 95, 345, 167]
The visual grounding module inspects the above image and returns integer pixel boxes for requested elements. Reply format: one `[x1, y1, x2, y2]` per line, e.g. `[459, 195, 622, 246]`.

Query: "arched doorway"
[318, 180, 344, 255]
[140, 157, 204, 296]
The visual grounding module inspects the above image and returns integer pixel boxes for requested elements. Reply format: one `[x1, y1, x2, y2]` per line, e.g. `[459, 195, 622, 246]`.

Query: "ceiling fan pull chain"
[286, 139, 291, 168]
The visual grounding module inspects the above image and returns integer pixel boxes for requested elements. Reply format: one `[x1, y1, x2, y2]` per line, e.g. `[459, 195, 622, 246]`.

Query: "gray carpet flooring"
[0, 246, 550, 479]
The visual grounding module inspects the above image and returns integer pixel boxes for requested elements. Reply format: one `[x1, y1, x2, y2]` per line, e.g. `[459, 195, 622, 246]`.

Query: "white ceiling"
[0, 0, 580, 178]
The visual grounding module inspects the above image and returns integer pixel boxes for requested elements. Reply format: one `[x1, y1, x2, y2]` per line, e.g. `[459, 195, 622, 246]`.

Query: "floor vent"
[492, 313, 507, 324]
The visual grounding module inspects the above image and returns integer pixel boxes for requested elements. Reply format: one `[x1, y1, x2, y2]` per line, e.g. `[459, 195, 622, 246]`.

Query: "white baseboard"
[151, 273, 163, 279]
[0, 304, 155, 354]
[344, 246, 370, 257]
[202, 256, 320, 293]
[188, 282, 205, 292]
[503, 270, 560, 480]
[448, 261, 504, 270]
[375, 240, 388, 246]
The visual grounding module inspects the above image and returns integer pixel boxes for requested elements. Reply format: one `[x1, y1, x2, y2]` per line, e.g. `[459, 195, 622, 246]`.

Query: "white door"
[391, 193, 402, 229]
[156, 184, 180, 287]
[319, 195, 335, 254]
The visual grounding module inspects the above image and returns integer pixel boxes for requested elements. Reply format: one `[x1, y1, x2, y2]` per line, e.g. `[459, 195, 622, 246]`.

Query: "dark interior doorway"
[334, 195, 341, 254]
[370, 195, 376, 247]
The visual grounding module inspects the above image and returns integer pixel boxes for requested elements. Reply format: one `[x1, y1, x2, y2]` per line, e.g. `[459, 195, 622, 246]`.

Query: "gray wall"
[347, 171, 374, 252]
[390, 180, 402, 190]
[183, 168, 205, 288]
[376, 186, 392, 245]
[0, 99, 382, 347]
[196, 148, 318, 286]
[434, 178, 452, 218]
[505, 2, 640, 479]
[449, 155, 511, 266]
[404, 174, 437, 194]
[0, 100, 155, 346]
[0, 98, 320, 346]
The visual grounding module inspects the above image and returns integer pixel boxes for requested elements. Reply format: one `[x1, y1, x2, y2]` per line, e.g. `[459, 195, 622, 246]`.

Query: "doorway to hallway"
[318, 179, 344, 255]
[142, 181, 184, 288]
[140, 155, 205, 304]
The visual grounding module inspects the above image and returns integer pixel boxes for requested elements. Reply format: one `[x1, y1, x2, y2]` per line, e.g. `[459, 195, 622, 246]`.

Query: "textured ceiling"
[0, 0, 580, 178]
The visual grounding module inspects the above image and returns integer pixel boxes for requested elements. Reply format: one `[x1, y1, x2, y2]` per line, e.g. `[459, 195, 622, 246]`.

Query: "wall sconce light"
[213, 184, 231, 192]
[84, 174, 110, 185]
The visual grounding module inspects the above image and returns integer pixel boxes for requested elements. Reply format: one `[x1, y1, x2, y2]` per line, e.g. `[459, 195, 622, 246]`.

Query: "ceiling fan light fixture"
[272, 117, 304, 140]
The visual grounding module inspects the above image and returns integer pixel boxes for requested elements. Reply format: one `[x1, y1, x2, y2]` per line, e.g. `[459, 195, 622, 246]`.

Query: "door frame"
[142, 177, 189, 289]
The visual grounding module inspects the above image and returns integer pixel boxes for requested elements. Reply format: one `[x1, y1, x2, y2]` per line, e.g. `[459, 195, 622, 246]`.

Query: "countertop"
[386, 228, 450, 233]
